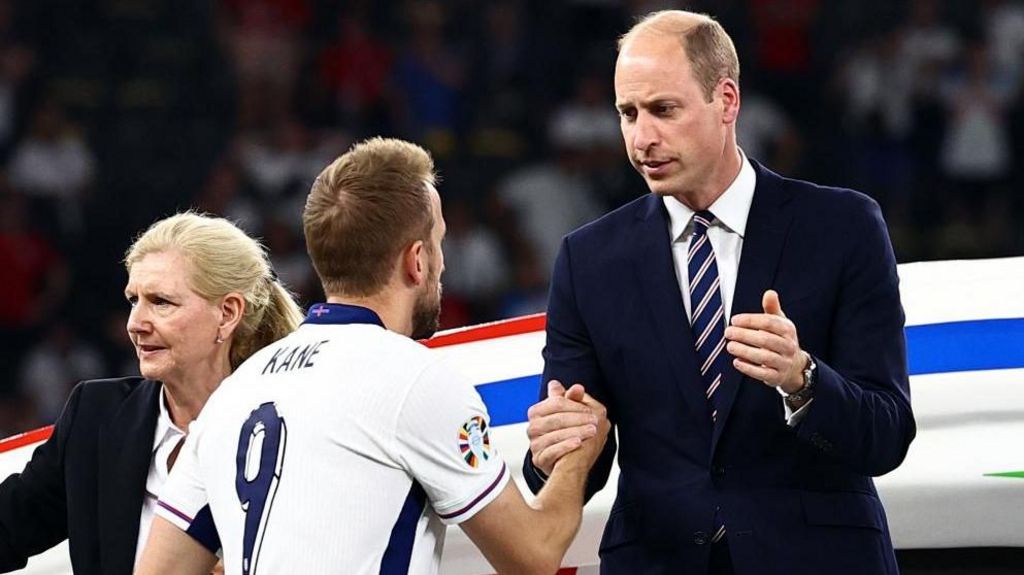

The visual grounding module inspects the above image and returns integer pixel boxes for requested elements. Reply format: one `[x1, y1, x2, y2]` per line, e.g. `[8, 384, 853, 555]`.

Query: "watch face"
[804, 356, 817, 387]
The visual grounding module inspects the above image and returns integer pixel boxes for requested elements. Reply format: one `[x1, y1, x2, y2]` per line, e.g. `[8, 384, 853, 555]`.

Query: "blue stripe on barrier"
[905, 318, 1024, 375]
[476, 318, 1024, 427]
[476, 375, 542, 427]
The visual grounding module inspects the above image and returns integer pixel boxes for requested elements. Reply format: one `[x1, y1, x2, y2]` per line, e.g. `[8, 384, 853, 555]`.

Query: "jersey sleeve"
[394, 359, 510, 525]
[154, 418, 221, 553]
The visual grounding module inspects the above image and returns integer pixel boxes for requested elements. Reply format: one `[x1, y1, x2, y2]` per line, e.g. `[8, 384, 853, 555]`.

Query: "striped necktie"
[688, 210, 729, 545]
[687, 210, 728, 425]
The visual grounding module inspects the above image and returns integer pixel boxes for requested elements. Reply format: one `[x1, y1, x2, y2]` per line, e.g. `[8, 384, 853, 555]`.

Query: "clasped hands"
[527, 381, 609, 476]
[527, 290, 809, 474]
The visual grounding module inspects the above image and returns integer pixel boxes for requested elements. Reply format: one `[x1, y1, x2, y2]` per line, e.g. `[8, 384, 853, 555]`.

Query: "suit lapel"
[631, 196, 714, 430]
[98, 380, 160, 574]
[711, 162, 794, 455]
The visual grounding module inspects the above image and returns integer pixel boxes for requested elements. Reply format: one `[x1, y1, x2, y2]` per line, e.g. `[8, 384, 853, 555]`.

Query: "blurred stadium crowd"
[0, 0, 1022, 435]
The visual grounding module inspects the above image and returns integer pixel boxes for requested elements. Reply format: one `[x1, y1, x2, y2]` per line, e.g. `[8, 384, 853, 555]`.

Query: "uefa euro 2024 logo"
[458, 416, 491, 468]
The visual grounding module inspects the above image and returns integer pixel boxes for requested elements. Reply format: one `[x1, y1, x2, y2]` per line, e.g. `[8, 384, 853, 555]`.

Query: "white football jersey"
[156, 304, 509, 574]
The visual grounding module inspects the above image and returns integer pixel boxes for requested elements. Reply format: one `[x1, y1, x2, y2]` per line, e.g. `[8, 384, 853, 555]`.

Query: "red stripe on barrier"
[492, 568, 576, 575]
[0, 425, 53, 454]
[489, 564, 577, 568]
[422, 313, 546, 348]
[0, 314, 549, 454]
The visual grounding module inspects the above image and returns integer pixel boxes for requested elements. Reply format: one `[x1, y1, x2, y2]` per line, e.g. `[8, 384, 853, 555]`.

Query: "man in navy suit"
[523, 10, 915, 575]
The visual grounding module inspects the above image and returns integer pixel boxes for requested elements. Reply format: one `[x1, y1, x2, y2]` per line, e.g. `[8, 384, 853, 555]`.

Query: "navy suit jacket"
[0, 377, 161, 575]
[524, 161, 915, 574]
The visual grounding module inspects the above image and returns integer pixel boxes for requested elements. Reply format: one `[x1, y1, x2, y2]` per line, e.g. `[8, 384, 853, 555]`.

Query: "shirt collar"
[663, 148, 757, 242]
[151, 386, 185, 454]
[303, 303, 385, 327]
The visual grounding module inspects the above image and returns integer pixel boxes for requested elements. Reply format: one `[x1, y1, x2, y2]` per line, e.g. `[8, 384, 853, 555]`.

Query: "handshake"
[527, 380, 611, 476]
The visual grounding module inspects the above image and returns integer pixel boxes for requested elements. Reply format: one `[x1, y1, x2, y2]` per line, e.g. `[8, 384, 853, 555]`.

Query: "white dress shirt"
[663, 150, 809, 425]
[134, 387, 186, 567]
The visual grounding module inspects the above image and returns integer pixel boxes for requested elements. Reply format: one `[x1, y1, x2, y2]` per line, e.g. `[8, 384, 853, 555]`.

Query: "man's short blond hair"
[618, 10, 740, 102]
[303, 137, 436, 298]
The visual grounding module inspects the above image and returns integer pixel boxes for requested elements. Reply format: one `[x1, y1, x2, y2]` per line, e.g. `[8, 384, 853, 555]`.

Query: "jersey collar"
[303, 303, 385, 327]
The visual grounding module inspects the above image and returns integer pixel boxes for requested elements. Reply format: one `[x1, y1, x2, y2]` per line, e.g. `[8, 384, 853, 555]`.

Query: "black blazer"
[0, 377, 161, 575]
[525, 162, 915, 574]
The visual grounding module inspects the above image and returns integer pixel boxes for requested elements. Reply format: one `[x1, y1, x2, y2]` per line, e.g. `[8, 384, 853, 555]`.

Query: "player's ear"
[402, 240, 427, 287]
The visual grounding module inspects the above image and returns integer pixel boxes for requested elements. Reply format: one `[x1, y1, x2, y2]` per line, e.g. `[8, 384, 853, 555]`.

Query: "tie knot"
[692, 210, 715, 234]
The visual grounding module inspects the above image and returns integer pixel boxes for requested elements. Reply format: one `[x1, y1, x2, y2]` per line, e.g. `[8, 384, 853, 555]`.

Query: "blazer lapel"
[711, 162, 794, 455]
[631, 196, 714, 430]
[98, 380, 161, 574]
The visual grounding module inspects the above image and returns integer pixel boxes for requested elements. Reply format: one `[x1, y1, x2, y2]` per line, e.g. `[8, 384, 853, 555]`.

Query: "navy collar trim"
[303, 303, 385, 327]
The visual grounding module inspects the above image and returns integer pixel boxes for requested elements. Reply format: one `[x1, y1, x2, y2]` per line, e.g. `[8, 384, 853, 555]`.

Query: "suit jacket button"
[712, 465, 725, 476]
[693, 531, 708, 545]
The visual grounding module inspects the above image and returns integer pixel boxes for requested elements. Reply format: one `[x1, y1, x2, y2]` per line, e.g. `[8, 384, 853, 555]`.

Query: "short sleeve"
[154, 419, 221, 553]
[395, 359, 509, 525]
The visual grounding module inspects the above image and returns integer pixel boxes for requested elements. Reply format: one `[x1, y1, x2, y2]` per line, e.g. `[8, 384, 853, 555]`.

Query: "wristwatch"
[784, 352, 817, 404]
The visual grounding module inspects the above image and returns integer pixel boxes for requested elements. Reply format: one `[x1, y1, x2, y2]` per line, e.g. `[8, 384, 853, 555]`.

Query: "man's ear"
[718, 78, 740, 125]
[402, 240, 427, 287]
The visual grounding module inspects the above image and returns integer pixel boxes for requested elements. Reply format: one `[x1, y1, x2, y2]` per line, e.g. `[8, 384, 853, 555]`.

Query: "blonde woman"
[0, 212, 303, 575]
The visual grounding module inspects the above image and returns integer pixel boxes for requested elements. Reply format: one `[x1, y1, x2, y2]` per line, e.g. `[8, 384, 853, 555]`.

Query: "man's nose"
[632, 111, 658, 153]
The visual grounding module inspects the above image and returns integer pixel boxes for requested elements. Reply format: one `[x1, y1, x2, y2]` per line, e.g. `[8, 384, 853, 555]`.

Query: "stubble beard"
[410, 281, 442, 341]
